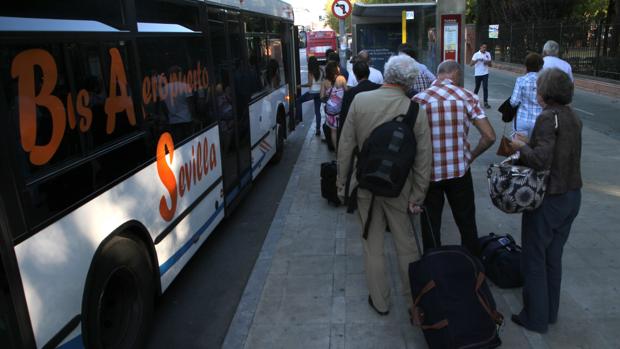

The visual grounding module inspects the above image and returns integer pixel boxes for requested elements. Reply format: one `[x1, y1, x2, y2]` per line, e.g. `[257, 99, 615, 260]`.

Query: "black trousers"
[421, 170, 480, 256]
[474, 74, 489, 103]
[516, 189, 581, 333]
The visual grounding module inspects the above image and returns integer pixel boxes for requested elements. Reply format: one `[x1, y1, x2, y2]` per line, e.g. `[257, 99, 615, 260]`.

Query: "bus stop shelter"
[351, 0, 465, 79]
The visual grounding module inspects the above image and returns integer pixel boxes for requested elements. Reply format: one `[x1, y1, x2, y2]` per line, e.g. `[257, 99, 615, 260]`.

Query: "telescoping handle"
[408, 206, 438, 255]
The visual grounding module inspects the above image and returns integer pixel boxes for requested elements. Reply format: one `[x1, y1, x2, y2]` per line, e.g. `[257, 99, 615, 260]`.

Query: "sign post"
[331, 0, 352, 70]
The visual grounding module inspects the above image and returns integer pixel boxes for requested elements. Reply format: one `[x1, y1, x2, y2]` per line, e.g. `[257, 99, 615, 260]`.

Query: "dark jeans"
[516, 189, 581, 333]
[421, 170, 480, 256]
[296, 91, 321, 131]
[474, 74, 489, 103]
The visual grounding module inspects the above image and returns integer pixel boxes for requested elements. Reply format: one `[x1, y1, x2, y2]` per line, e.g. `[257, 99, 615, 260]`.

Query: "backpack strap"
[362, 193, 375, 240]
[397, 102, 419, 129]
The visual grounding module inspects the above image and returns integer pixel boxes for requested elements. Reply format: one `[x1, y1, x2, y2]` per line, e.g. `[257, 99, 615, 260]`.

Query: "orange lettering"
[210, 143, 217, 170]
[186, 72, 194, 94]
[158, 74, 168, 101]
[11, 49, 66, 166]
[151, 74, 158, 102]
[104, 47, 136, 134]
[179, 166, 186, 197]
[202, 68, 209, 88]
[183, 163, 192, 192]
[142, 76, 152, 105]
[66, 93, 76, 130]
[196, 141, 203, 180]
[157, 132, 178, 221]
[77, 89, 92, 132]
[203, 141, 209, 175]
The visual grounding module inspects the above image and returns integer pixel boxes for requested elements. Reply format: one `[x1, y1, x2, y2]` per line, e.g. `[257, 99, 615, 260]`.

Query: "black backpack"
[356, 102, 419, 239]
[478, 233, 523, 289]
[320, 161, 341, 206]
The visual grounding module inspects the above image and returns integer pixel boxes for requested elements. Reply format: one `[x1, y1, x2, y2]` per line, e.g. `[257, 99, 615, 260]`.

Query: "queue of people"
[303, 40, 582, 339]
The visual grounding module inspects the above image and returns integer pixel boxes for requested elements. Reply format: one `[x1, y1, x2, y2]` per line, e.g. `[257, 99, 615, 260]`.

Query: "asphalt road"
[147, 110, 311, 349]
[467, 67, 620, 140]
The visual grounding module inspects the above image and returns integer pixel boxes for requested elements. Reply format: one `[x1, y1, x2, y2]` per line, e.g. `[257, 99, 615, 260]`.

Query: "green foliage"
[469, 0, 611, 24]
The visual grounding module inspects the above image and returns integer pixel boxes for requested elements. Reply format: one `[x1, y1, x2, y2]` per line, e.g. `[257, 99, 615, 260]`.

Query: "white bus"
[0, 0, 298, 348]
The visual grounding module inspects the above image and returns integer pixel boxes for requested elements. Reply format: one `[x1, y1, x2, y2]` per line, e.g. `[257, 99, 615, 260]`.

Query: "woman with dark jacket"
[509, 68, 582, 333]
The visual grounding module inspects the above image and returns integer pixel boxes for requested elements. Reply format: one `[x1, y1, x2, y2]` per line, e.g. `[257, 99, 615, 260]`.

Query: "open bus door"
[292, 25, 304, 131]
[0, 206, 35, 348]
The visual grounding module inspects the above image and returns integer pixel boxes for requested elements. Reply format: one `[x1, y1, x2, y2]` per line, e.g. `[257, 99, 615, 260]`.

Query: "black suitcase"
[409, 213, 503, 349]
[479, 233, 523, 289]
[320, 161, 340, 206]
[323, 123, 335, 151]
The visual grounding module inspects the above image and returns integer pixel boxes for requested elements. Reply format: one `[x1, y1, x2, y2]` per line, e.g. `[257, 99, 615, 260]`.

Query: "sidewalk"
[223, 91, 620, 348]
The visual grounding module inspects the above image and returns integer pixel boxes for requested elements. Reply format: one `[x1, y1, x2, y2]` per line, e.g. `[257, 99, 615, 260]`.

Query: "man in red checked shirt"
[413, 60, 496, 256]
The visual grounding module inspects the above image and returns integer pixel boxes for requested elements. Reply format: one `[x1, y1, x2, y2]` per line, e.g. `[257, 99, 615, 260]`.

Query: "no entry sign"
[332, 0, 352, 20]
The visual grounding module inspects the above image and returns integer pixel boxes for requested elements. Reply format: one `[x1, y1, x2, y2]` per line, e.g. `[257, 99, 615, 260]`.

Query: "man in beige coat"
[337, 55, 432, 315]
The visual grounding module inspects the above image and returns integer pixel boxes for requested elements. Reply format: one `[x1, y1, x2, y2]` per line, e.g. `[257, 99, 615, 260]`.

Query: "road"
[469, 67, 620, 140]
[147, 110, 311, 348]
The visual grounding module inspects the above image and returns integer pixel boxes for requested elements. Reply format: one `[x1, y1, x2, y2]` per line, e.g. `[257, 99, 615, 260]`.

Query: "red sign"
[332, 0, 352, 20]
[441, 14, 462, 63]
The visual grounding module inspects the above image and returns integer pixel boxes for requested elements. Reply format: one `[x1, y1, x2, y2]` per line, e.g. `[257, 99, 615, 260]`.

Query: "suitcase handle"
[408, 206, 438, 253]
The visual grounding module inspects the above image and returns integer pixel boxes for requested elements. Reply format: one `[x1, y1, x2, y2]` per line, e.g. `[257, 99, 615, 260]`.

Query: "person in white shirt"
[541, 40, 574, 81]
[470, 43, 492, 109]
[347, 50, 384, 87]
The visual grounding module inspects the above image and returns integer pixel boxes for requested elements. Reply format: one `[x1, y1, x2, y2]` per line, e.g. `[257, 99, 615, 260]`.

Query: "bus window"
[268, 38, 285, 88]
[1, 41, 151, 231]
[299, 30, 307, 49]
[136, 36, 214, 145]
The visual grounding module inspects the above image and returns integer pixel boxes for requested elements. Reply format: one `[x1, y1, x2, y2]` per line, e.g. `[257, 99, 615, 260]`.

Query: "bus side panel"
[248, 87, 286, 178]
[13, 126, 223, 348]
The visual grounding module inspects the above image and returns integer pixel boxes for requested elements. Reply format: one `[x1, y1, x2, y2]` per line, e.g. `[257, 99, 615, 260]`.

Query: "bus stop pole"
[339, 18, 348, 71]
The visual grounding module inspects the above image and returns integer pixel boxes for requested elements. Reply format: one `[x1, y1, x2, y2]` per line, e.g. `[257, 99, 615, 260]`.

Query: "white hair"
[543, 40, 560, 57]
[383, 54, 419, 89]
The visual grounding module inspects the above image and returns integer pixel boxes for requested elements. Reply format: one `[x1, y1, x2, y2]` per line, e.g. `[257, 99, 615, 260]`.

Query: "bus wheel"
[271, 120, 285, 164]
[83, 236, 154, 349]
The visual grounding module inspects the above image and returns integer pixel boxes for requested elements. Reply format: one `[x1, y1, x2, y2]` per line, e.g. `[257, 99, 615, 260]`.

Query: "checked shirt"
[510, 72, 543, 138]
[413, 79, 487, 182]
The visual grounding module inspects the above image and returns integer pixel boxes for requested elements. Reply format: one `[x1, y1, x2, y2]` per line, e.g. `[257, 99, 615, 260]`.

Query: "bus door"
[209, 9, 252, 211]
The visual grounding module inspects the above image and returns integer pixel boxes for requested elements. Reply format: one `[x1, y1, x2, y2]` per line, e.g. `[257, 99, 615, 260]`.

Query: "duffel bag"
[479, 233, 523, 289]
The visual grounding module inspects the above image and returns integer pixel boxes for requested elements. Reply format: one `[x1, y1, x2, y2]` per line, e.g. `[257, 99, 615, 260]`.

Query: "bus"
[306, 30, 338, 62]
[0, 0, 297, 348]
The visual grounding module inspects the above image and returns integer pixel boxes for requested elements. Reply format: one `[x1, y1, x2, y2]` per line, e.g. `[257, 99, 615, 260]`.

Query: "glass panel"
[267, 38, 285, 88]
[137, 36, 214, 145]
[0, 41, 151, 229]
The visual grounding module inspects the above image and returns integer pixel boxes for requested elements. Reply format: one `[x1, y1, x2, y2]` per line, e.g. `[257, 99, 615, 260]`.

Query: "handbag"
[498, 97, 518, 123]
[487, 156, 549, 214]
[496, 117, 516, 157]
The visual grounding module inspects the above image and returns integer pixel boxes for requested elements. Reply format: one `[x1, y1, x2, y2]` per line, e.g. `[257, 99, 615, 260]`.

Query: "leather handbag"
[496, 136, 513, 157]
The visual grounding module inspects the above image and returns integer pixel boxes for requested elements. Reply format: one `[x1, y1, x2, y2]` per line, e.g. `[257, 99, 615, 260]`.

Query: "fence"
[487, 21, 620, 80]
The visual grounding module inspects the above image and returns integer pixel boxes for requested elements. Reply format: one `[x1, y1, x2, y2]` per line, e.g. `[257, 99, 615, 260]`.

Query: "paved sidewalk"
[224, 94, 620, 348]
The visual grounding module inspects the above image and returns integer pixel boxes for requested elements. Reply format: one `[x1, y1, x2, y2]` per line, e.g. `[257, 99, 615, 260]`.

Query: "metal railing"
[488, 21, 620, 80]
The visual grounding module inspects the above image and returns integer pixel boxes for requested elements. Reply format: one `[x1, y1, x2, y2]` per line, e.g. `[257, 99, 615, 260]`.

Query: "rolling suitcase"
[323, 123, 335, 151]
[320, 161, 340, 206]
[408, 212, 503, 349]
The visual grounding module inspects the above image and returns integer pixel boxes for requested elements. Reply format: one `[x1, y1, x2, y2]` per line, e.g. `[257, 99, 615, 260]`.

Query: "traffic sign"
[332, 0, 352, 20]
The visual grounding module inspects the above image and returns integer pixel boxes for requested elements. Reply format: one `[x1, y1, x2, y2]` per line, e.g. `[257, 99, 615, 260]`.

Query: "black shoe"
[484, 103, 491, 109]
[368, 295, 389, 316]
[511, 314, 548, 334]
[315, 130, 321, 136]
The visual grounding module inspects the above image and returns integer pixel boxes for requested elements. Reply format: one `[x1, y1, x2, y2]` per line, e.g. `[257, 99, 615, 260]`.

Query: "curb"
[221, 119, 315, 349]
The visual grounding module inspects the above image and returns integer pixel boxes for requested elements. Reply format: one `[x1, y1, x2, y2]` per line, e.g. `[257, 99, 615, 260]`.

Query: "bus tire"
[82, 236, 154, 349]
[271, 119, 285, 164]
